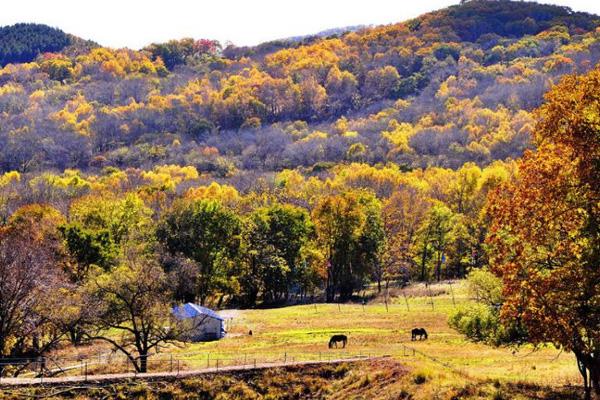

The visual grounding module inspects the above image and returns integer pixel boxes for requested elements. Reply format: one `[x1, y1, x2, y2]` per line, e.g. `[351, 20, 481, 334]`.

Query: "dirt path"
[0, 356, 382, 387]
[218, 309, 241, 320]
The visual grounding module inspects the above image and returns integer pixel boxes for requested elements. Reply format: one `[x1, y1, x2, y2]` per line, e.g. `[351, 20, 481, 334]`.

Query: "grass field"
[158, 281, 580, 389]
[32, 280, 582, 399]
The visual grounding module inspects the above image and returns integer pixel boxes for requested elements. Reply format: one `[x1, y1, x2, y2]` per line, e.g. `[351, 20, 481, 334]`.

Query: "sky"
[1, 0, 600, 50]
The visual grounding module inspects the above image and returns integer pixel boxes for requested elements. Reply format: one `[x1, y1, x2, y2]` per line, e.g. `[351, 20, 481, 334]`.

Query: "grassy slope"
[168, 282, 578, 387]
[34, 282, 581, 399]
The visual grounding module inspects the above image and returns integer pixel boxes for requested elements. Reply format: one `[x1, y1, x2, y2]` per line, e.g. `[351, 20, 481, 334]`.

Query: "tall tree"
[0, 205, 74, 372]
[157, 199, 242, 305]
[85, 250, 187, 373]
[382, 186, 430, 285]
[487, 69, 600, 399]
[415, 204, 455, 282]
[313, 191, 383, 302]
[242, 203, 314, 304]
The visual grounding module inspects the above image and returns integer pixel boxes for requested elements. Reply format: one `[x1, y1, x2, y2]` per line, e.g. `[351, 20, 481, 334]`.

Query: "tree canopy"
[0, 23, 72, 66]
[487, 67, 600, 399]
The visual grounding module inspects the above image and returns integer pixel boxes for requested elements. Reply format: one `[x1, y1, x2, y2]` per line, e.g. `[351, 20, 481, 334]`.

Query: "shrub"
[449, 303, 527, 346]
[466, 268, 502, 306]
[449, 303, 500, 343]
[413, 371, 428, 385]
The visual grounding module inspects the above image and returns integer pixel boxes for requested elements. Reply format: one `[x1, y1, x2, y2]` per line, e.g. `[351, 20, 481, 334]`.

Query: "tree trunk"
[69, 326, 84, 346]
[591, 365, 600, 398]
[420, 247, 428, 281]
[576, 352, 594, 400]
[326, 259, 335, 303]
[246, 288, 258, 306]
[139, 351, 148, 373]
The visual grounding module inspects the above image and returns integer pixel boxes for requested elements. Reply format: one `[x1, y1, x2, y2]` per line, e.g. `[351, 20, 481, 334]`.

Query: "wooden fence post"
[428, 284, 434, 310]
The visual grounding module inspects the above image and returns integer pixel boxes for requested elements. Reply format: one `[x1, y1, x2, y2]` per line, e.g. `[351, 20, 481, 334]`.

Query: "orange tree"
[486, 69, 600, 399]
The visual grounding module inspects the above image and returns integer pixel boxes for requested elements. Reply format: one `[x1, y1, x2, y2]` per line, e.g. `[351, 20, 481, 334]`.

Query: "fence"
[0, 347, 416, 384]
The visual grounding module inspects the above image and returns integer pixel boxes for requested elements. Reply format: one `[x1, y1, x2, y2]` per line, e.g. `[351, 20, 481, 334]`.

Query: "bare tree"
[0, 226, 72, 375]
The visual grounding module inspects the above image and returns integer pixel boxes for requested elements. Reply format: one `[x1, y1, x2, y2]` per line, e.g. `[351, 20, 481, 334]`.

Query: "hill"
[0, 23, 72, 66]
[0, 4, 598, 395]
[0, 1, 599, 175]
[0, 1, 598, 173]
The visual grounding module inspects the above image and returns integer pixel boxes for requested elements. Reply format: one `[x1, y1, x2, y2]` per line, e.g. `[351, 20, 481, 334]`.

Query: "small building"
[172, 303, 226, 342]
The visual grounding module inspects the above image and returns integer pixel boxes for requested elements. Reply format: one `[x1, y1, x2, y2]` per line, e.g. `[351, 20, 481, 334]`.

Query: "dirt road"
[0, 356, 382, 387]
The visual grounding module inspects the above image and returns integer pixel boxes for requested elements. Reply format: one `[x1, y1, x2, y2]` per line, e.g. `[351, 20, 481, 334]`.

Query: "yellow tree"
[382, 186, 430, 284]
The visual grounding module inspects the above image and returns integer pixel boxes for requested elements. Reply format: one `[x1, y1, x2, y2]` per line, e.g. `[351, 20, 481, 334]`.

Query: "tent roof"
[172, 303, 224, 321]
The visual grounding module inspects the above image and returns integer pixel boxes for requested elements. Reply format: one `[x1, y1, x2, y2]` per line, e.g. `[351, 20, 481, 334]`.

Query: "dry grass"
[0, 360, 583, 400]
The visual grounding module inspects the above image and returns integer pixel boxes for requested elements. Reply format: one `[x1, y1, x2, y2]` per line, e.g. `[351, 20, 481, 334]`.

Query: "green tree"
[60, 223, 117, 279]
[357, 194, 386, 293]
[415, 204, 455, 281]
[313, 191, 384, 302]
[242, 203, 314, 304]
[69, 193, 154, 251]
[85, 252, 186, 373]
[157, 199, 242, 305]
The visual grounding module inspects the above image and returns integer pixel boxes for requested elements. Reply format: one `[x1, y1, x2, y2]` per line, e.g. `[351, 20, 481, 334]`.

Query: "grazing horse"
[411, 328, 428, 341]
[328, 334, 348, 348]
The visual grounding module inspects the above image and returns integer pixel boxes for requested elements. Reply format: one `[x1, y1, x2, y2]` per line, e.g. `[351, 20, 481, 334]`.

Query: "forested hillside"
[0, 23, 72, 66]
[0, 0, 598, 173]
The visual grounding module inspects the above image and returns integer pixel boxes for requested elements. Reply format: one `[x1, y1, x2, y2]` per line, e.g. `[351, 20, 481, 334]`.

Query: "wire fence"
[0, 344, 579, 388]
[0, 346, 417, 385]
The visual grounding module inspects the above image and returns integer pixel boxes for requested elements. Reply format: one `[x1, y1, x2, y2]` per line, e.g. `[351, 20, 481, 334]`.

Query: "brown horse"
[411, 328, 428, 341]
[328, 334, 348, 348]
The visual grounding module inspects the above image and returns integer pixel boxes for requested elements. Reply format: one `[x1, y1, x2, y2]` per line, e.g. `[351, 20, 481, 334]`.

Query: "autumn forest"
[0, 0, 599, 398]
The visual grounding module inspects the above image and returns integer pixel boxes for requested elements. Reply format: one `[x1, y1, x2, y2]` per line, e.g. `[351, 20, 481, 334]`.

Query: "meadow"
[3, 281, 583, 399]
[65, 281, 576, 390]
[161, 282, 575, 384]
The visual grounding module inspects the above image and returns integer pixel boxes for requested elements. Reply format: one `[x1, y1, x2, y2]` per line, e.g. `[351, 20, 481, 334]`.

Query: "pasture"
[162, 281, 579, 388]
[31, 281, 581, 399]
